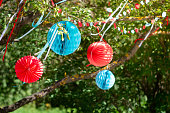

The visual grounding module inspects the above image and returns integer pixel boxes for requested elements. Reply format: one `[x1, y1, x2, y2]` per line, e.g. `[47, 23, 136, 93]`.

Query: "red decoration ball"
[87, 41, 113, 67]
[15, 56, 43, 83]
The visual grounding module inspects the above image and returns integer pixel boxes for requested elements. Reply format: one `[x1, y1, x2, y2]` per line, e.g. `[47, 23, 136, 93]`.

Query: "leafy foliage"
[0, 0, 169, 112]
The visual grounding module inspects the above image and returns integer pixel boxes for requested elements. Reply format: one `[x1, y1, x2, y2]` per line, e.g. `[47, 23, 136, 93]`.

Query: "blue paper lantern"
[95, 70, 115, 90]
[47, 21, 81, 56]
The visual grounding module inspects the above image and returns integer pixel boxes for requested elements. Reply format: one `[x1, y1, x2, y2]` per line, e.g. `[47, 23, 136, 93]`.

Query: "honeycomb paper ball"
[87, 41, 113, 67]
[47, 21, 81, 56]
[15, 56, 43, 83]
[95, 70, 115, 90]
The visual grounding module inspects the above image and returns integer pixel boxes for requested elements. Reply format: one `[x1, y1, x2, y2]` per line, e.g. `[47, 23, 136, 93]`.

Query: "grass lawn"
[12, 103, 77, 113]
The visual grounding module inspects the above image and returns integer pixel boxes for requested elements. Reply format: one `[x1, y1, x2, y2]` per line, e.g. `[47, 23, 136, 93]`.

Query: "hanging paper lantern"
[87, 41, 113, 67]
[47, 21, 81, 56]
[95, 70, 115, 90]
[15, 56, 43, 83]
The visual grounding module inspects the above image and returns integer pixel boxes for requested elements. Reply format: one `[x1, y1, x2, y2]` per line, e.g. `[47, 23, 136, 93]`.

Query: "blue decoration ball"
[95, 70, 115, 90]
[47, 21, 81, 55]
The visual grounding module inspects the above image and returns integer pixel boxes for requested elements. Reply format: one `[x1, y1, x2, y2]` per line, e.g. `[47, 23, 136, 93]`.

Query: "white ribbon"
[44, 27, 58, 60]
[91, 2, 123, 36]
[138, 18, 156, 47]
[100, 0, 128, 41]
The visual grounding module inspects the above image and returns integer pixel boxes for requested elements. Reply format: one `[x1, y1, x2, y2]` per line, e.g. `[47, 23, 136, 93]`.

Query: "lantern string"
[100, 0, 128, 41]
[44, 30, 58, 60]
[37, 43, 49, 59]
[94, 25, 107, 43]
[91, 2, 123, 36]
[15, 10, 51, 41]
[138, 18, 156, 47]
[13, 82, 25, 87]
[100, 2, 123, 34]
[2, 0, 26, 61]
[55, 0, 67, 5]
[9, 0, 157, 42]
[137, 16, 168, 43]
[32, 12, 44, 28]
[0, 0, 24, 41]
[134, 38, 144, 44]
[37, 24, 58, 59]
[15, 0, 67, 41]
[134, 16, 168, 44]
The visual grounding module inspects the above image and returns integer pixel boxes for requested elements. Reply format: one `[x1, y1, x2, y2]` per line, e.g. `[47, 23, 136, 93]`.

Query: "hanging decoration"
[0, 0, 168, 90]
[0, 0, 25, 41]
[2, 0, 27, 61]
[12, 0, 152, 43]
[87, 41, 113, 67]
[37, 21, 81, 59]
[15, 56, 43, 83]
[14, 0, 67, 41]
[95, 70, 115, 90]
[47, 21, 81, 55]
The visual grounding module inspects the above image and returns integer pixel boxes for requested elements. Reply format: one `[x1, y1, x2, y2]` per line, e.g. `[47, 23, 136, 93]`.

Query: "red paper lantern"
[87, 41, 113, 67]
[15, 56, 43, 83]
